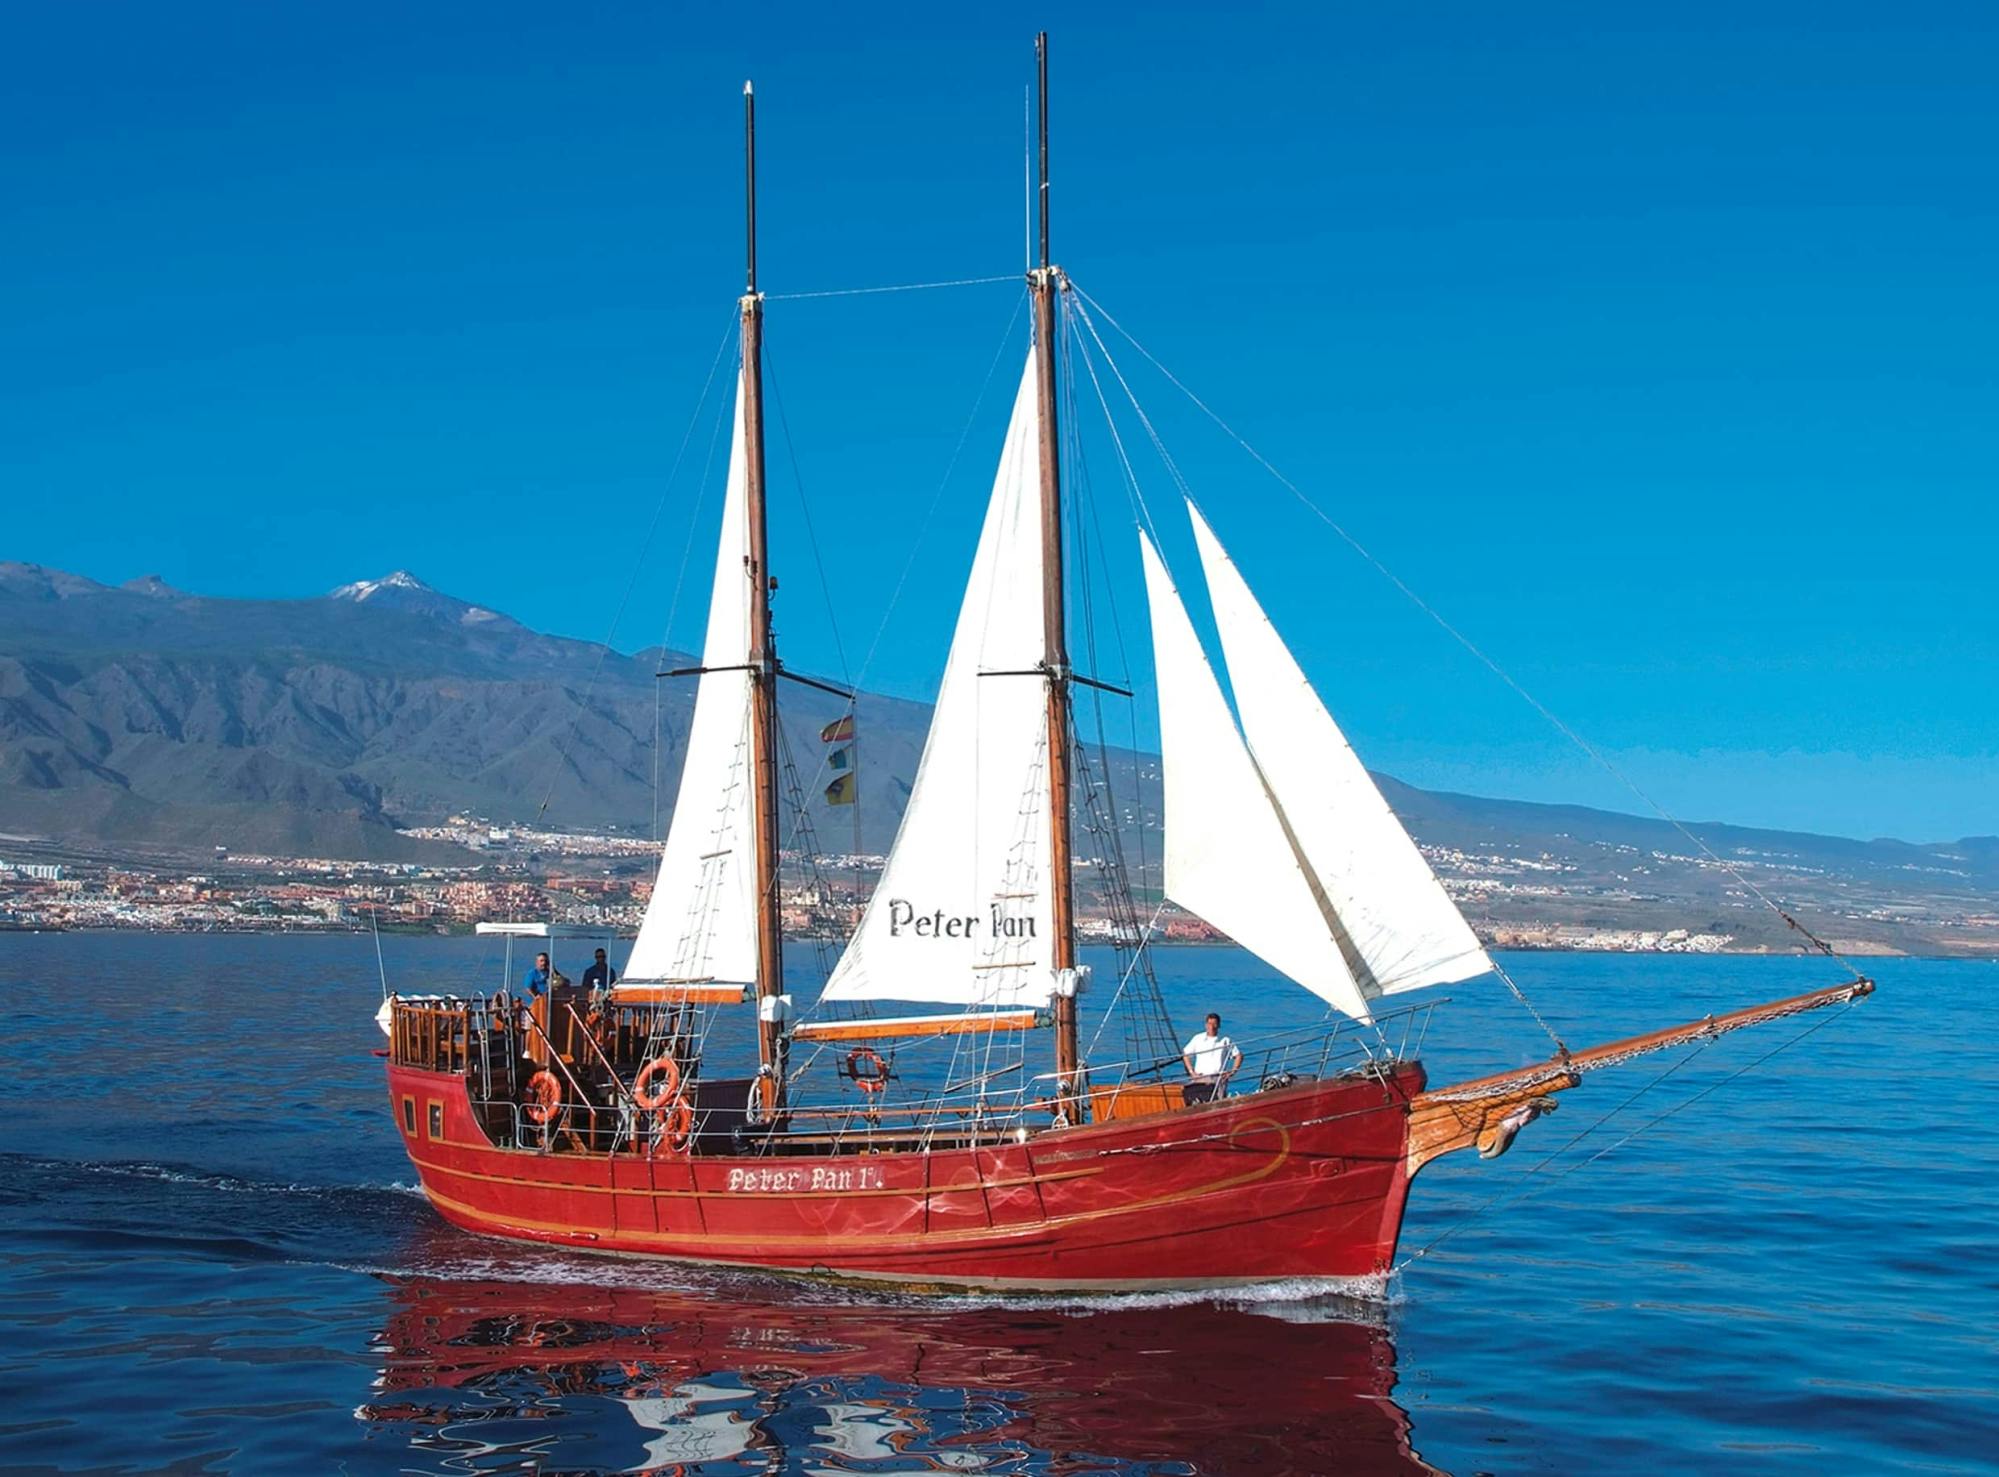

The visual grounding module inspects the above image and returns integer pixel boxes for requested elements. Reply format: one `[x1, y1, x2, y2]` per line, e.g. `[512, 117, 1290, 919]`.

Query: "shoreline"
[1, 921, 1984, 961]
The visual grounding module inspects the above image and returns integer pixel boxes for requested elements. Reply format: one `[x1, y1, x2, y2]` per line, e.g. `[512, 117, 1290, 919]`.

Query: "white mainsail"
[1187, 501, 1493, 996]
[820, 354, 1057, 1007]
[624, 368, 759, 988]
[1138, 531, 1375, 1021]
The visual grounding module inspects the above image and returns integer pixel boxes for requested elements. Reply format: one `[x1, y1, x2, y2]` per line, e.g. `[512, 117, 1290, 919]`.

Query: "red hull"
[388, 1061, 1425, 1289]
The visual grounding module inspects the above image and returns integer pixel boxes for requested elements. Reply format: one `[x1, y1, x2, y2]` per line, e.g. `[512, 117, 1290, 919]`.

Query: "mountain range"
[0, 561, 926, 862]
[2, 561, 1992, 954]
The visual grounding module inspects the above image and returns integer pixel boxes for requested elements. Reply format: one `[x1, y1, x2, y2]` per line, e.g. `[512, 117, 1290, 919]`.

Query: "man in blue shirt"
[524, 951, 553, 997]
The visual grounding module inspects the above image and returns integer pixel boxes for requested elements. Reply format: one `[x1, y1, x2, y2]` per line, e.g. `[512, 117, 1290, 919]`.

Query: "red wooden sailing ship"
[382, 39, 1872, 1291]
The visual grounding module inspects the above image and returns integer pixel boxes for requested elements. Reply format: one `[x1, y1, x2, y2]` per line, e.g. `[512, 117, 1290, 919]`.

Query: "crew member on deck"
[524, 952, 553, 997]
[1181, 1013, 1242, 1105]
[581, 948, 617, 992]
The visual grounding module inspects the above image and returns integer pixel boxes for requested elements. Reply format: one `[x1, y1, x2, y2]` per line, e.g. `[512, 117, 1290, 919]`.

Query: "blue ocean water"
[0, 933, 1992, 1474]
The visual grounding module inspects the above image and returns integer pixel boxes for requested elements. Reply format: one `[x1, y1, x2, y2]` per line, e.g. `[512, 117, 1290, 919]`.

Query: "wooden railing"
[390, 998, 474, 1074]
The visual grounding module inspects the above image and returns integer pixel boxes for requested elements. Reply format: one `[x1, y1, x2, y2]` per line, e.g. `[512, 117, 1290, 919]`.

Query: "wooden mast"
[1031, 33, 1082, 1111]
[740, 80, 786, 1113]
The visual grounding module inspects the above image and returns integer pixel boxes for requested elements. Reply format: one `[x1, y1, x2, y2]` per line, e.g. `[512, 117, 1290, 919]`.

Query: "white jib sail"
[820, 353, 1056, 1007]
[1187, 501, 1493, 996]
[1138, 530, 1375, 1022]
[624, 367, 759, 988]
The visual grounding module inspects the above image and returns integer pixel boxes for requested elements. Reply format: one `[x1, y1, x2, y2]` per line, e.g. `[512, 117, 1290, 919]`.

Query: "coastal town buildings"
[0, 826, 1991, 957]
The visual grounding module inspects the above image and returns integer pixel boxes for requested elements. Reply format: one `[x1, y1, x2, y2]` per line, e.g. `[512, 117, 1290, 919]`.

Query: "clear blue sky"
[3, 3, 1992, 841]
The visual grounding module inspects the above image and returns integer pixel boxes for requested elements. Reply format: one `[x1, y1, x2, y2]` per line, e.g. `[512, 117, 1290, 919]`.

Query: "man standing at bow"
[1181, 1012, 1242, 1105]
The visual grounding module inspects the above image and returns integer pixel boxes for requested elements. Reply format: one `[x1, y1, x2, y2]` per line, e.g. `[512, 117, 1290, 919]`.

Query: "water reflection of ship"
[360, 1272, 1441, 1475]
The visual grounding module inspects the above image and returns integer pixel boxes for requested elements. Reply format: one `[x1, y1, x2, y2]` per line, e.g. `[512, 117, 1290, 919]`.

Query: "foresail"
[1138, 532, 1374, 1022]
[625, 369, 759, 988]
[820, 354, 1055, 1007]
[1187, 502, 1492, 996]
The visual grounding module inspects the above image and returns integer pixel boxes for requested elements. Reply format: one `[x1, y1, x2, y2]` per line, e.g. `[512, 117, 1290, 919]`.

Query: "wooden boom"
[1406, 976, 1874, 1176]
[791, 1009, 1049, 1043]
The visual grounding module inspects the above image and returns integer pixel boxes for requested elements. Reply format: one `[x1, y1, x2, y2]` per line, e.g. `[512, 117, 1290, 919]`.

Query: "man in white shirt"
[1181, 1013, 1242, 1105]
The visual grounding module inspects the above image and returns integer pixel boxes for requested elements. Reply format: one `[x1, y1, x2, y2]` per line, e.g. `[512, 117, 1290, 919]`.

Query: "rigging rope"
[763, 342, 853, 688]
[1061, 302, 1216, 1065]
[1067, 278, 1863, 982]
[653, 329, 744, 664]
[765, 273, 1021, 301]
[1072, 288, 1555, 1057]
[1491, 958, 1569, 1056]
[1083, 901, 1168, 1060]
[1057, 293, 1180, 1067]
[1395, 1041, 1713, 1272]
[535, 308, 740, 833]
[650, 330, 742, 840]
[1070, 294, 1194, 523]
[849, 291, 1028, 698]
[1394, 997, 1855, 1274]
[783, 292, 1030, 1028]
[1065, 303, 1162, 543]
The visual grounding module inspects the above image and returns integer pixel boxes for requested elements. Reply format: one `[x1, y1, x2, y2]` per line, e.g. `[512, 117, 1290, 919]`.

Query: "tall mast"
[740, 80, 786, 1110]
[1031, 33, 1081, 1108]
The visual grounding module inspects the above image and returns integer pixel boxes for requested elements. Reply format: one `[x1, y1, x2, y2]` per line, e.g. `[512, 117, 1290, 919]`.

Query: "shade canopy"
[473, 922, 612, 940]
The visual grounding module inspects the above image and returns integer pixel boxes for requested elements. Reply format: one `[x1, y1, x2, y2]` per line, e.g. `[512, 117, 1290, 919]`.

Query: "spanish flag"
[824, 774, 858, 806]
[820, 715, 855, 744]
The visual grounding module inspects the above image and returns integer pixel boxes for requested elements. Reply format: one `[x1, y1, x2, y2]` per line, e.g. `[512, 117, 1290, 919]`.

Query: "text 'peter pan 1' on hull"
[379, 38, 1873, 1291]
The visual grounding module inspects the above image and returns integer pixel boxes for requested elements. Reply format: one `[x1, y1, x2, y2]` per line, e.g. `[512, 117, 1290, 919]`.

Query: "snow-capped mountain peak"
[329, 570, 433, 602]
[325, 570, 517, 629]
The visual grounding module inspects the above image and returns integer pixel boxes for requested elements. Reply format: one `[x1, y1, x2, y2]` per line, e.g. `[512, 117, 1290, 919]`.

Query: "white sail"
[1138, 530, 1375, 1022]
[820, 354, 1056, 1007]
[1187, 501, 1492, 996]
[624, 368, 759, 988]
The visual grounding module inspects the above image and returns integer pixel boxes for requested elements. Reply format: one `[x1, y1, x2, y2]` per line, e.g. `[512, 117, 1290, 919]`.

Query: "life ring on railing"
[654, 1098, 696, 1154]
[633, 1055, 682, 1111]
[524, 1070, 562, 1125]
[847, 1047, 889, 1095]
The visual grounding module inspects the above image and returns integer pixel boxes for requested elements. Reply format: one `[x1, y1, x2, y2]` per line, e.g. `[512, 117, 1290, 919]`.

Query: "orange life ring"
[633, 1055, 682, 1111]
[654, 1098, 696, 1154]
[524, 1070, 562, 1125]
[847, 1047, 889, 1095]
